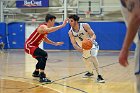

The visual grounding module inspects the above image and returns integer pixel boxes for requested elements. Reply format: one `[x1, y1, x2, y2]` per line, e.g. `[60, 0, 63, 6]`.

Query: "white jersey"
[69, 23, 99, 58]
[70, 23, 98, 47]
[70, 23, 91, 47]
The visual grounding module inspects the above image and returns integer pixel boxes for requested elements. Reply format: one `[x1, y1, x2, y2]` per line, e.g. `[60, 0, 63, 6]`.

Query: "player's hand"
[119, 48, 129, 67]
[54, 42, 64, 46]
[87, 38, 92, 41]
[62, 18, 68, 27]
[78, 48, 83, 53]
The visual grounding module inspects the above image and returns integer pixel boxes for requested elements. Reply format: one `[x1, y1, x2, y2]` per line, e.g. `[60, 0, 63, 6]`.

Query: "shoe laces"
[42, 77, 51, 82]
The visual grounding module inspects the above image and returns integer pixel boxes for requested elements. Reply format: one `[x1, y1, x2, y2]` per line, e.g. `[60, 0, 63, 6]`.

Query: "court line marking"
[52, 56, 134, 82]
[0, 78, 63, 93]
[0, 56, 134, 93]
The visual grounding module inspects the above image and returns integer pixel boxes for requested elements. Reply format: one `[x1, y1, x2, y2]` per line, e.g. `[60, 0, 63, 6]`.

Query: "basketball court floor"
[0, 49, 136, 93]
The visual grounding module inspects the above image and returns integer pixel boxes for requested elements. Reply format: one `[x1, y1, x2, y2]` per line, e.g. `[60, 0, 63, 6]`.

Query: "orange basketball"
[82, 38, 93, 50]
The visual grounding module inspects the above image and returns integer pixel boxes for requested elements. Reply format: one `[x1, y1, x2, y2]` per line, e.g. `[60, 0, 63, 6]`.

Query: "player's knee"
[43, 52, 48, 58]
[36, 57, 47, 63]
[42, 57, 47, 62]
[83, 57, 91, 62]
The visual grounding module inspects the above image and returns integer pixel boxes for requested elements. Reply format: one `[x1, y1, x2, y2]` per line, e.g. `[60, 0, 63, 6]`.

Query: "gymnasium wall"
[8, 22, 25, 49]
[0, 22, 7, 48]
[88, 21, 135, 50]
[67, 21, 135, 50]
[43, 22, 71, 50]
[0, 21, 135, 50]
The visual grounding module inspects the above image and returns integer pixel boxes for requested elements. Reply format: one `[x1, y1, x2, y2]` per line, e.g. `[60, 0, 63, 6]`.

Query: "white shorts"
[82, 41, 99, 59]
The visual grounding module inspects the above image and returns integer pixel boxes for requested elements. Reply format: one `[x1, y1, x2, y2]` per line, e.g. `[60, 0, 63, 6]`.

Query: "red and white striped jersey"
[25, 24, 47, 55]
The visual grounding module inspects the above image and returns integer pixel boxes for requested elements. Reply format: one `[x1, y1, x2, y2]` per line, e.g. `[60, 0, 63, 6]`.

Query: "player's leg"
[82, 57, 94, 78]
[32, 59, 40, 77]
[90, 56, 99, 75]
[33, 48, 51, 83]
[135, 35, 140, 92]
[90, 43, 105, 83]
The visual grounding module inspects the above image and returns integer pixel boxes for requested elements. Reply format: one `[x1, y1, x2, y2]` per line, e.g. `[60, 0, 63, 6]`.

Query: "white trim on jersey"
[69, 23, 99, 58]
[26, 31, 40, 54]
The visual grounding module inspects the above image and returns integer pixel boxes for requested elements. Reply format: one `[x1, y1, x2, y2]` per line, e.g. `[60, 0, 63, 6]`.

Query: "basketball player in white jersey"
[68, 15, 105, 83]
[119, 0, 140, 92]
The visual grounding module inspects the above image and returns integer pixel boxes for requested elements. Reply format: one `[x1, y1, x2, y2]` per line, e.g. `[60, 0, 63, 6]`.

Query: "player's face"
[69, 18, 76, 27]
[50, 19, 55, 27]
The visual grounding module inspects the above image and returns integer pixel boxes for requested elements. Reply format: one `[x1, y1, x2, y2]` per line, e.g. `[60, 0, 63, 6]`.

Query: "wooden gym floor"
[0, 49, 137, 93]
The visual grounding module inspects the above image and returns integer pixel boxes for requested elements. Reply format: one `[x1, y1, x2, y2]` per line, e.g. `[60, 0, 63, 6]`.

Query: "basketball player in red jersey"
[25, 14, 68, 83]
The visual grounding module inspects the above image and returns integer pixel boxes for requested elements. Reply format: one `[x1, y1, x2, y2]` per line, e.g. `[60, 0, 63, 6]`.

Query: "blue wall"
[0, 22, 7, 48]
[8, 22, 25, 49]
[43, 22, 71, 50]
[88, 22, 135, 50]
[0, 21, 136, 50]
[44, 21, 136, 50]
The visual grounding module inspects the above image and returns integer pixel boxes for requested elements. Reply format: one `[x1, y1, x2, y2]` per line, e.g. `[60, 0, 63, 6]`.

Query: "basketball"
[82, 38, 93, 50]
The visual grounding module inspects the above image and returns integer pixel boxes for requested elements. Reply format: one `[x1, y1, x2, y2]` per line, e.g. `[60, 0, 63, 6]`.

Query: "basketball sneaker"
[32, 71, 39, 77]
[39, 72, 52, 83]
[83, 72, 94, 78]
[97, 75, 105, 83]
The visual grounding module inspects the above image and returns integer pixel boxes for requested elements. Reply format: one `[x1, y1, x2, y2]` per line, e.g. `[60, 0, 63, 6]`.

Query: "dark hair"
[45, 14, 56, 22]
[68, 14, 80, 21]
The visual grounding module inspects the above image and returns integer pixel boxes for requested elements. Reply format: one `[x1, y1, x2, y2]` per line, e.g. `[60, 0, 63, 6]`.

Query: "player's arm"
[43, 36, 64, 46]
[68, 31, 83, 52]
[122, 0, 140, 50]
[119, 0, 140, 67]
[37, 19, 68, 34]
[83, 23, 96, 41]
